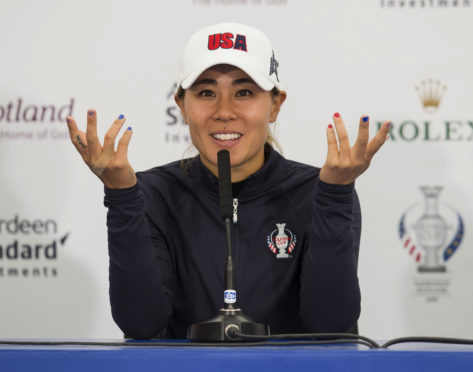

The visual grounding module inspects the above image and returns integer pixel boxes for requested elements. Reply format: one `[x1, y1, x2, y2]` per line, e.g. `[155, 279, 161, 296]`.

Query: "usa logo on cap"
[208, 33, 248, 52]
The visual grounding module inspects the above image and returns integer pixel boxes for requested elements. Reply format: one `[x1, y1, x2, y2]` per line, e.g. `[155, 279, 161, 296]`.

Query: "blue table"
[1, 340, 473, 372]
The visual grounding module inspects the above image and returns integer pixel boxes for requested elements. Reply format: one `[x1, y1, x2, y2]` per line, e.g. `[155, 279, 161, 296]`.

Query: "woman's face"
[176, 64, 286, 182]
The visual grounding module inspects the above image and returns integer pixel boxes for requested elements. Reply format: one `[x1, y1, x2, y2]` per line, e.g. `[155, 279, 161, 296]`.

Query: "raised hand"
[66, 109, 137, 189]
[319, 113, 390, 185]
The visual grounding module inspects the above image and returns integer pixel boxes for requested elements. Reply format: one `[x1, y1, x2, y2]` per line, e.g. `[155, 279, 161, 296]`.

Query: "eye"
[236, 89, 252, 97]
[198, 89, 215, 97]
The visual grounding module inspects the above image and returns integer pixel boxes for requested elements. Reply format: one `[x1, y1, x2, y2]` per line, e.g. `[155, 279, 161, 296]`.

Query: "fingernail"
[387, 121, 392, 128]
[66, 117, 71, 124]
[334, 112, 340, 118]
[127, 126, 132, 131]
[119, 114, 125, 120]
[328, 124, 333, 129]
[88, 111, 94, 116]
[362, 116, 369, 123]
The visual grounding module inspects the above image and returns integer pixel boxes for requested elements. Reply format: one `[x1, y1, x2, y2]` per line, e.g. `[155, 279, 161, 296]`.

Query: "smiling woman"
[66, 22, 390, 339]
[175, 64, 286, 182]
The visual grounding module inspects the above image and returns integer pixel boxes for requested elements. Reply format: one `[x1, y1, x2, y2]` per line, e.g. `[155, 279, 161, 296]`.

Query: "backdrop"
[1, 0, 472, 339]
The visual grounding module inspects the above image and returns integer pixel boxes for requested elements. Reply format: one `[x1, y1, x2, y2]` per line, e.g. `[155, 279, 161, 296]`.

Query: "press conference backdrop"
[1, 0, 472, 340]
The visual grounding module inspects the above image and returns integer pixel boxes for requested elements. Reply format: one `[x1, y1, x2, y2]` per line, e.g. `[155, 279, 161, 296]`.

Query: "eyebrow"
[232, 78, 256, 86]
[191, 77, 257, 88]
[191, 78, 216, 87]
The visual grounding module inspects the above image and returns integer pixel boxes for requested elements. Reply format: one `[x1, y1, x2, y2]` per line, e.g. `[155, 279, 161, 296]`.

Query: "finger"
[116, 126, 133, 160]
[103, 114, 126, 148]
[366, 120, 391, 160]
[66, 116, 79, 142]
[66, 116, 89, 161]
[326, 123, 339, 161]
[66, 116, 88, 149]
[332, 113, 350, 155]
[85, 109, 102, 158]
[353, 115, 370, 159]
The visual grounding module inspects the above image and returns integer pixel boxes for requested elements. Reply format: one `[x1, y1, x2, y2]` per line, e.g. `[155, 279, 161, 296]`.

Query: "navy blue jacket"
[104, 146, 361, 339]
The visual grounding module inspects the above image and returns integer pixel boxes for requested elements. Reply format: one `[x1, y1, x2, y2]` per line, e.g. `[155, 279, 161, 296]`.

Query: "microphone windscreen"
[217, 150, 233, 220]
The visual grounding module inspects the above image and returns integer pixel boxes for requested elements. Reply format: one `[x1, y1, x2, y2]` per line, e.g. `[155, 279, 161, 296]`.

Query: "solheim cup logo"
[399, 186, 464, 273]
[267, 223, 296, 259]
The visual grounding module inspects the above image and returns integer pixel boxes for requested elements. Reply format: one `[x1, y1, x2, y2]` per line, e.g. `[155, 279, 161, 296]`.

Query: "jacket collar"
[188, 144, 289, 201]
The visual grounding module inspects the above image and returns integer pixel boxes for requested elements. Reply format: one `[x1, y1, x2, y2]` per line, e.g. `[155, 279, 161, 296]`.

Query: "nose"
[212, 94, 237, 123]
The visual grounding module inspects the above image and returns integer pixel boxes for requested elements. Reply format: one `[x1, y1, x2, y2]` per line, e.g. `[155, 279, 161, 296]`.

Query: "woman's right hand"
[66, 109, 137, 189]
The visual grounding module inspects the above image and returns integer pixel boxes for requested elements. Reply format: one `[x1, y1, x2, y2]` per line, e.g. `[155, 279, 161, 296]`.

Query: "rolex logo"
[415, 79, 447, 113]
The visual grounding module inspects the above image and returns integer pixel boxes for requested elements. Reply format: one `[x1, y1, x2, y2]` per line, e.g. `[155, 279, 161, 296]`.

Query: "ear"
[174, 94, 188, 124]
[269, 91, 287, 123]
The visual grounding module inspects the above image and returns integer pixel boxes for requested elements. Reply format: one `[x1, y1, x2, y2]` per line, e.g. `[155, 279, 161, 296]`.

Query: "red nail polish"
[334, 112, 340, 118]
[328, 124, 333, 129]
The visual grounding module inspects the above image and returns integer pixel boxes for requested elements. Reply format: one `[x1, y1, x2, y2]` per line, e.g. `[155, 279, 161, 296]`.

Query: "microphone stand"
[187, 150, 270, 342]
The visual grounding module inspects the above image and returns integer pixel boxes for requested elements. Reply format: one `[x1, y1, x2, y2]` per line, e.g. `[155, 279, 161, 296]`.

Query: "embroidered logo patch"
[208, 33, 248, 51]
[269, 50, 279, 82]
[267, 223, 296, 259]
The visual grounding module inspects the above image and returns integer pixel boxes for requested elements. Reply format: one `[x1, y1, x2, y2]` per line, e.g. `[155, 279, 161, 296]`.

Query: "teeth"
[212, 133, 241, 141]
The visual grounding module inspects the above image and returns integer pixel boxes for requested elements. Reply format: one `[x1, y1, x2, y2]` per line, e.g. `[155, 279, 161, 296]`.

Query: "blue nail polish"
[88, 111, 94, 116]
[119, 114, 124, 120]
[66, 118, 71, 124]
[127, 126, 132, 131]
[387, 121, 392, 128]
[362, 116, 369, 123]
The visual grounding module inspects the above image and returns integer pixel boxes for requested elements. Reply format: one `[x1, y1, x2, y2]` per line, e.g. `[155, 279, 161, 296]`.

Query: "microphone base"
[187, 308, 270, 342]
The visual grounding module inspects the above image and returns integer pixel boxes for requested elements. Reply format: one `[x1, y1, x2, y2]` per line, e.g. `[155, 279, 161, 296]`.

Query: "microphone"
[187, 150, 270, 341]
[217, 150, 236, 308]
[217, 149, 233, 220]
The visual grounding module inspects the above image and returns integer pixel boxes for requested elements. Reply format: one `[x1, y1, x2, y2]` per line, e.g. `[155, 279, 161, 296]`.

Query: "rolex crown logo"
[415, 78, 447, 113]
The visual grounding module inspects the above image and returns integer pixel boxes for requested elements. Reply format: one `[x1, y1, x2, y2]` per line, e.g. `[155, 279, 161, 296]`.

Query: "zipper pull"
[233, 198, 238, 224]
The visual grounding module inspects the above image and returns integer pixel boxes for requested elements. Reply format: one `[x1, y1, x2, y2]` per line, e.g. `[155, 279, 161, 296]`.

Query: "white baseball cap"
[178, 22, 282, 91]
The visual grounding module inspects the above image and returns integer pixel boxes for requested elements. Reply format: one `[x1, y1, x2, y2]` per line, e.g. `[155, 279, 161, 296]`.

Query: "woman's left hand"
[319, 113, 390, 185]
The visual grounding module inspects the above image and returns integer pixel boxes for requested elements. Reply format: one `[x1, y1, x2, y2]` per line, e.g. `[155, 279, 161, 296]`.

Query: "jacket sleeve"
[104, 183, 172, 339]
[299, 178, 361, 333]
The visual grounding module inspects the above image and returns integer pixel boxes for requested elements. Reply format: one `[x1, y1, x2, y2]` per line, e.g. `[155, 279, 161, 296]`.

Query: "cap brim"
[180, 59, 279, 91]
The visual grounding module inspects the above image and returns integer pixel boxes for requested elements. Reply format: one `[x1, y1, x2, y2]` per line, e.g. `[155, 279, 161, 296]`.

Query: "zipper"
[233, 198, 238, 224]
[231, 198, 240, 299]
